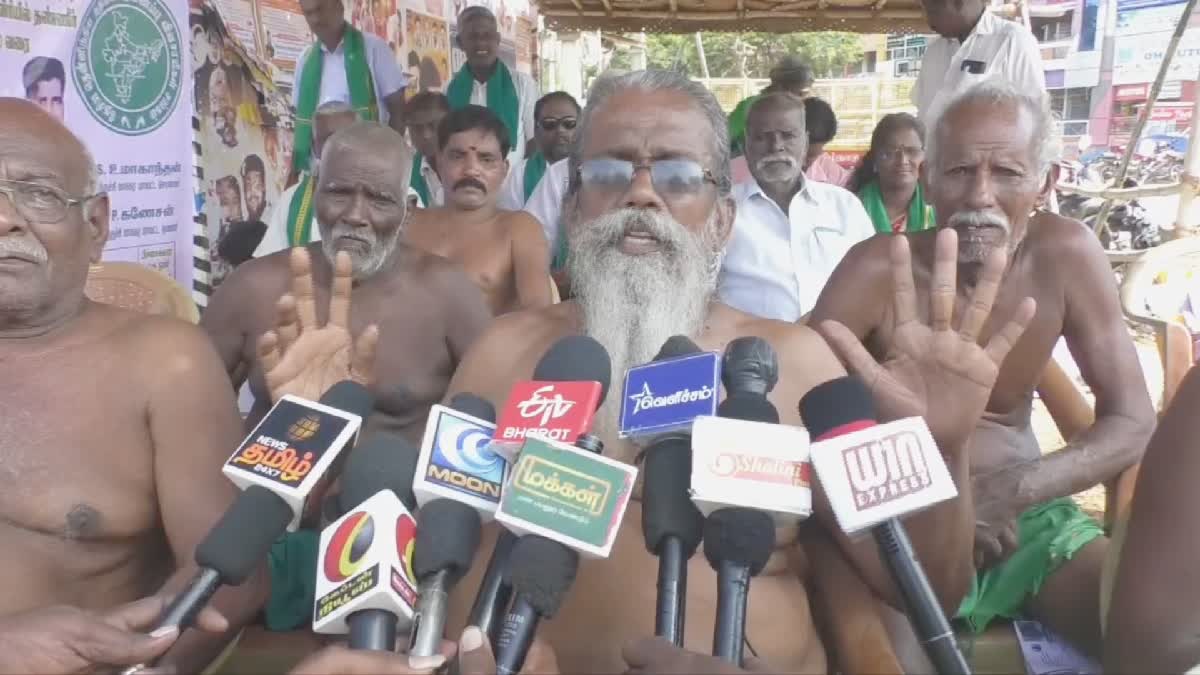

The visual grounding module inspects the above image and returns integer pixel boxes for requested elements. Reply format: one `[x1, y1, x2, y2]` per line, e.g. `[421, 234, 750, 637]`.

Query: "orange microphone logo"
[323, 512, 375, 582]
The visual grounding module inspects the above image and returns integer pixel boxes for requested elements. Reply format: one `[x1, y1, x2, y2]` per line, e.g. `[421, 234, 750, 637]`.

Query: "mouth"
[335, 235, 371, 251]
[618, 228, 663, 255]
[0, 251, 40, 264]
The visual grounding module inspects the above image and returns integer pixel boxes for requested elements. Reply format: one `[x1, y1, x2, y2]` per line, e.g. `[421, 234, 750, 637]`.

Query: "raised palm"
[258, 248, 379, 403]
[821, 229, 1036, 450]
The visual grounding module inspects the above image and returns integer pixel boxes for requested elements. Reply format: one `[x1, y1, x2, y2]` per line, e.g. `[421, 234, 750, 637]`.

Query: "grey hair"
[569, 69, 732, 196]
[926, 76, 1061, 182]
[317, 121, 413, 191]
[315, 99, 355, 117]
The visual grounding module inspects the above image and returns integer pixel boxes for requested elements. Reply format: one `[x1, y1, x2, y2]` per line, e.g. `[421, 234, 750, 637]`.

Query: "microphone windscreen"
[505, 536, 579, 618]
[319, 380, 376, 420]
[716, 393, 780, 425]
[413, 499, 482, 585]
[448, 392, 497, 423]
[196, 485, 293, 584]
[654, 335, 702, 361]
[722, 336, 780, 397]
[338, 434, 420, 512]
[532, 335, 613, 404]
[702, 508, 776, 577]
[798, 376, 876, 440]
[641, 436, 703, 556]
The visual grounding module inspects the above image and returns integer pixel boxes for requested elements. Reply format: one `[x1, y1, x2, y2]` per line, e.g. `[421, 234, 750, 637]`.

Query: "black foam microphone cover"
[722, 337, 780, 397]
[716, 393, 780, 425]
[337, 434, 421, 512]
[532, 335, 613, 404]
[798, 375, 876, 439]
[505, 536, 580, 618]
[641, 436, 704, 557]
[702, 508, 776, 577]
[448, 392, 497, 423]
[195, 485, 293, 584]
[655, 335, 702, 361]
[413, 499, 483, 586]
[319, 380, 376, 420]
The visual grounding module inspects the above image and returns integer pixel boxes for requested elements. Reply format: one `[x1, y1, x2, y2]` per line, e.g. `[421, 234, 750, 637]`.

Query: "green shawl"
[446, 60, 519, 152]
[285, 172, 316, 247]
[410, 154, 431, 207]
[522, 152, 547, 202]
[291, 26, 377, 174]
[858, 180, 935, 234]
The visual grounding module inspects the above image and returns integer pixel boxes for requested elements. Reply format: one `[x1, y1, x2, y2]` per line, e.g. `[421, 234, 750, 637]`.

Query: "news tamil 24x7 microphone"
[799, 376, 968, 675]
[313, 434, 423, 651]
[471, 335, 613, 642]
[495, 536, 580, 675]
[620, 335, 714, 645]
[408, 393, 498, 659]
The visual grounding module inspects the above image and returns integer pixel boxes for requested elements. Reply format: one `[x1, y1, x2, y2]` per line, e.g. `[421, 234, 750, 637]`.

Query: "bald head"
[0, 98, 95, 196]
[320, 121, 413, 193]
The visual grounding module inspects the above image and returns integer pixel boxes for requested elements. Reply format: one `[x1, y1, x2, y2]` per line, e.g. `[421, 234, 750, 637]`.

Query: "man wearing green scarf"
[405, 91, 451, 208]
[499, 91, 578, 212]
[289, 0, 408, 185]
[446, 6, 539, 166]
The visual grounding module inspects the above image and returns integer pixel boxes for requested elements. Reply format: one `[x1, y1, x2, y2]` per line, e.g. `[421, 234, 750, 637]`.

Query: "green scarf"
[728, 94, 760, 155]
[291, 26, 377, 174]
[858, 180, 935, 234]
[285, 173, 316, 247]
[446, 60, 519, 152]
[410, 154, 431, 207]
[522, 152, 547, 202]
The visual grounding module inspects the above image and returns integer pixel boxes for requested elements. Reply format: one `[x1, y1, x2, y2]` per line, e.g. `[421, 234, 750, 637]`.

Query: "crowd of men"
[1, 0, 1195, 671]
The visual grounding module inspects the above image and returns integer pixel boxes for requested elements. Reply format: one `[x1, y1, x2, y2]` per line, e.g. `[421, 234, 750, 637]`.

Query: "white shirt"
[913, 9, 1046, 127]
[718, 178, 875, 322]
[292, 29, 408, 126]
[414, 155, 444, 208]
[522, 157, 570, 252]
[466, 68, 540, 165]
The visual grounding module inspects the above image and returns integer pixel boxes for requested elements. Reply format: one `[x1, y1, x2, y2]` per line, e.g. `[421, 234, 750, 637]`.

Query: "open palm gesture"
[258, 247, 379, 403]
[820, 229, 1036, 450]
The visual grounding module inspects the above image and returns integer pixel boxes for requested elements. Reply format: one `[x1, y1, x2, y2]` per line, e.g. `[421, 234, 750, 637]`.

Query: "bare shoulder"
[475, 301, 574, 352]
[449, 302, 576, 402]
[1025, 211, 1107, 262]
[502, 209, 546, 238]
[205, 249, 292, 315]
[97, 304, 228, 380]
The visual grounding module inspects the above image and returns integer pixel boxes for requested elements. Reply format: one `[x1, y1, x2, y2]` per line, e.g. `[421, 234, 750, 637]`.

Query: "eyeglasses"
[878, 146, 925, 162]
[538, 117, 577, 132]
[0, 179, 94, 224]
[576, 158, 718, 200]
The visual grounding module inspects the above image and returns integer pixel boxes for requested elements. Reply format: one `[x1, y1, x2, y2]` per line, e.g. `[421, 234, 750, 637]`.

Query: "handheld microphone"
[633, 335, 708, 646]
[799, 376, 967, 675]
[408, 393, 496, 658]
[618, 335, 720, 439]
[494, 536, 580, 675]
[469, 335, 612, 641]
[721, 336, 780, 397]
[312, 434, 423, 651]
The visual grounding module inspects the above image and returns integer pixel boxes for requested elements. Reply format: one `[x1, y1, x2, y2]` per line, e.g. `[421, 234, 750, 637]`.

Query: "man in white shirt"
[499, 91, 579, 212]
[913, 0, 1046, 128]
[406, 91, 450, 208]
[718, 93, 874, 322]
[446, 6, 539, 165]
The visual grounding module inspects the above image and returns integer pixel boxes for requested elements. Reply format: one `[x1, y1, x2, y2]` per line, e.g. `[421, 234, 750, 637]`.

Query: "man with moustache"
[810, 77, 1155, 656]
[717, 92, 873, 323]
[499, 91, 580, 212]
[241, 154, 268, 223]
[406, 92, 451, 208]
[405, 105, 551, 314]
[203, 121, 492, 442]
[440, 70, 1035, 672]
[0, 98, 265, 673]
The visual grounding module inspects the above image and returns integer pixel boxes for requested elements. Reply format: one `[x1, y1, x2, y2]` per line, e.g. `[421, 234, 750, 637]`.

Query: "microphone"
[313, 434, 423, 651]
[799, 376, 967, 675]
[618, 335, 720, 438]
[469, 335, 612, 641]
[494, 536, 580, 675]
[721, 336, 780, 397]
[408, 393, 497, 658]
[629, 336, 709, 646]
[224, 380, 375, 530]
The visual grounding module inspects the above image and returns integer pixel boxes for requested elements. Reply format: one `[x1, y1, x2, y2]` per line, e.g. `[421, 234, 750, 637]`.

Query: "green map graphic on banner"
[72, 0, 183, 135]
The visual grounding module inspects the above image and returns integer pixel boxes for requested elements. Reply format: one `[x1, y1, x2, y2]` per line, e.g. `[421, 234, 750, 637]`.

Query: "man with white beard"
[203, 121, 493, 442]
[441, 70, 1038, 672]
[810, 77, 1154, 657]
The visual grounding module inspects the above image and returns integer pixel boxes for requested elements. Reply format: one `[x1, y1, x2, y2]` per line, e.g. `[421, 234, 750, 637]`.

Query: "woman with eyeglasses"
[847, 113, 936, 234]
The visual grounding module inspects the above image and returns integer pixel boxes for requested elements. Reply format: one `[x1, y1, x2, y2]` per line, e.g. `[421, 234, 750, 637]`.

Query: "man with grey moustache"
[718, 92, 874, 322]
[810, 77, 1155, 657]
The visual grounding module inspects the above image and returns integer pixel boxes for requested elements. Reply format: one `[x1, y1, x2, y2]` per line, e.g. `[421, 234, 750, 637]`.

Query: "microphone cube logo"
[842, 430, 932, 510]
[619, 352, 721, 438]
[226, 398, 352, 487]
[427, 409, 505, 503]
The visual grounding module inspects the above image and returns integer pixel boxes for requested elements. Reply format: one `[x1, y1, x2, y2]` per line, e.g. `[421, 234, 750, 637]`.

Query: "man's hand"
[0, 597, 228, 674]
[258, 247, 380, 403]
[289, 626, 552, 675]
[819, 229, 1037, 450]
[622, 637, 771, 674]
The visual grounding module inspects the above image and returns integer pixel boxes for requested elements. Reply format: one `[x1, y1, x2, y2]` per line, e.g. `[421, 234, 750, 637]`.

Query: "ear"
[1037, 162, 1060, 208]
[713, 194, 736, 249]
[85, 193, 111, 264]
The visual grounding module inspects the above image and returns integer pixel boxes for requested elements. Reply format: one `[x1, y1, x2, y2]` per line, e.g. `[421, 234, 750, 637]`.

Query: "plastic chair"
[85, 261, 200, 324]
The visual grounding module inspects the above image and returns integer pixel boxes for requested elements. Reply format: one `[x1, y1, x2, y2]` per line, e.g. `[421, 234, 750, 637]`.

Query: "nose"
[767, 133, 787, 155]
[621, 166, 666, 212]
[0, 191, 26, 235]
[462, 154, 485, 177]
[342, 191, 371, 228]
[964, 167, 999, 211]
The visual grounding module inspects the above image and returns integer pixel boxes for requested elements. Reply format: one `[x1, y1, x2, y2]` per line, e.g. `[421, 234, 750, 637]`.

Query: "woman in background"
[847, 113, 935, 234]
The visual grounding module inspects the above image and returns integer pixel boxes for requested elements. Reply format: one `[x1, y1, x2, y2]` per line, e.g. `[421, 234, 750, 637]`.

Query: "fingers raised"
[328, 251, 354, 328]
[351, 325, 380, 387]
[275, 295, 300, 353]
[957, 243, 1006, 344]
[819, 320, 886, 390]
[289, 247, 319, 330]
[889, 234, 920, 328]
[930, 228, 957, 332]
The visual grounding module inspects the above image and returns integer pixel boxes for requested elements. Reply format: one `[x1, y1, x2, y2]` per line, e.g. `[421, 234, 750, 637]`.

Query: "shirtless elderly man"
[405, 104, 551, 314]
[203, 122, 492, 442]
[442, 69, 1036, 672]
[0, 98, 264, 672]
[811, 77, 1156, 655]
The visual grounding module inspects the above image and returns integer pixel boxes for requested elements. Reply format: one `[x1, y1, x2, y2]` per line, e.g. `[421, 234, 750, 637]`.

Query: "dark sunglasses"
[538, 117, 577, 132]
[576, 157, 717, 200]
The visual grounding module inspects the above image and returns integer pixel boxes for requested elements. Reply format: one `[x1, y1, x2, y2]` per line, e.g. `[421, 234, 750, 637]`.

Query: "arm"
[1104, 367, 1200, 671]
[199, 263, 254, 388]
[807, 235, 889, 335]
[1008, 226, 1154, 509]
[368, 36, 408, 134]
[521, 73, 539, 158]
[144, 321, 269, 674]
[509, 213, 552, 310]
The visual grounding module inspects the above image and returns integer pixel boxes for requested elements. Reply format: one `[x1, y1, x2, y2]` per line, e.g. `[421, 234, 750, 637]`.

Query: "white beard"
[568, 207, 723, 441]
[320, 217, 404, 281]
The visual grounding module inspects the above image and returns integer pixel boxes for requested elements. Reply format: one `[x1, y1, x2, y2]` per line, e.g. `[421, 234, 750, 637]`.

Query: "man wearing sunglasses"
[0, 98, 267, 673]
[499, 91, 579, 213]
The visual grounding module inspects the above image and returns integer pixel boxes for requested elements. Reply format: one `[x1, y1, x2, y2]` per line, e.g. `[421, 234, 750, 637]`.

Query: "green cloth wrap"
[291, 26, 378, 175]
[265, 530, 319, 631]
[446, 60, 519, 153]
[858, 179, 935, 234]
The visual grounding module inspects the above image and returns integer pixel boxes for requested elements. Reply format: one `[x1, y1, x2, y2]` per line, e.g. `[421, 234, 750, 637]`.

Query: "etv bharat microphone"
[312, 433, 423, 651]
[468, 335, 612, 643]
[800, 376, 969, 675]
[120, 381, 374, 674]
[618, 335, 717, 646]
